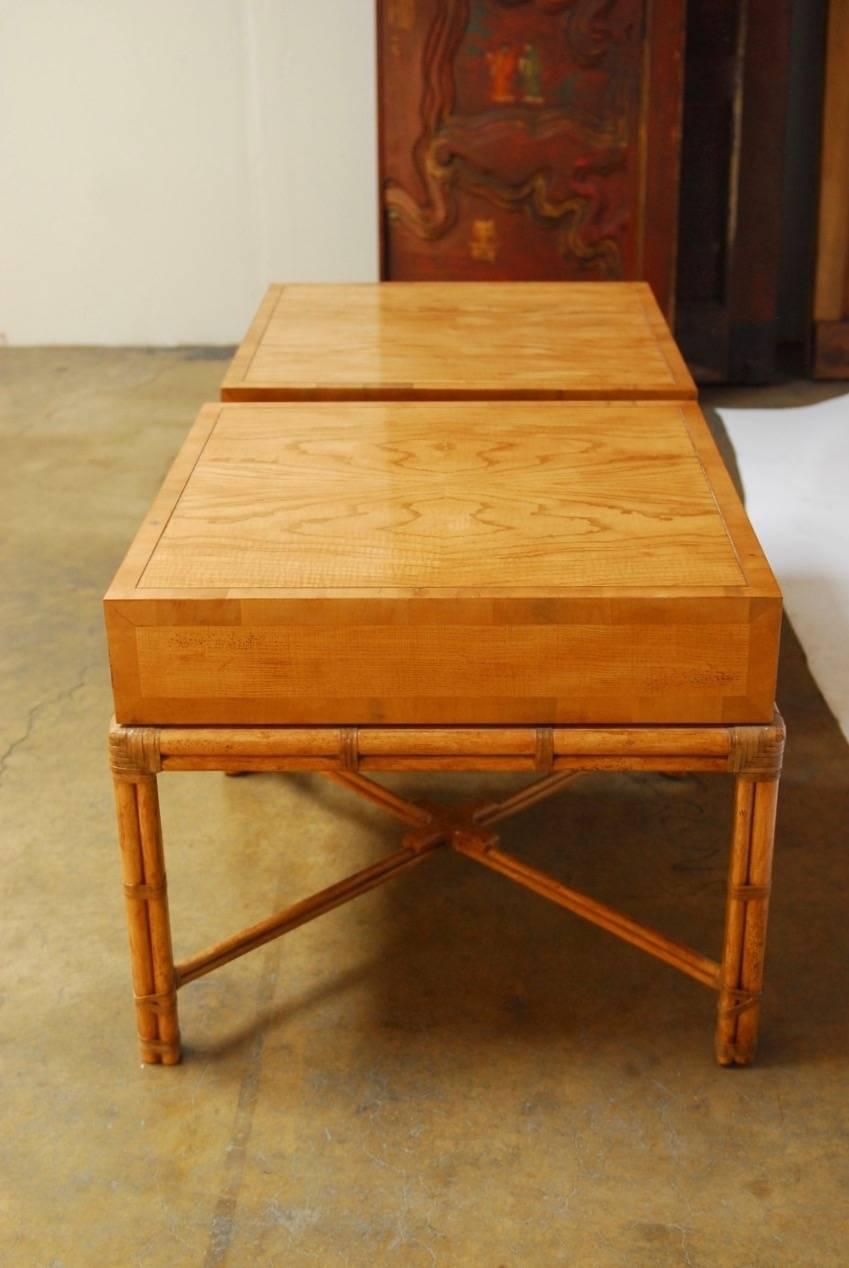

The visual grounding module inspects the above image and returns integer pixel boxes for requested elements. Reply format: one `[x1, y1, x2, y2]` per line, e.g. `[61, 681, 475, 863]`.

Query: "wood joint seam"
[134, 987, 177, 1013]
[339, 727, 359, 770]
[139, 1035, 181, 1054]
[719, 987, 762, 1018]
[729, 883, 770, 902]
[535, 727, 554, 771]
[124, 879, 167, 901]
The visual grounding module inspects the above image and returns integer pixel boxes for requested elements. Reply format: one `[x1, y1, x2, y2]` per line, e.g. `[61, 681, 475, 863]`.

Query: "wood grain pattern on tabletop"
[221, 282, 695, 402]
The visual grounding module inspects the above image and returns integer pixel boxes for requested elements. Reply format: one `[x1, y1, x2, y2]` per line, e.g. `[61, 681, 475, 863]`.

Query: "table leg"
[715, 774, 780, 1066]
[112, 771, 181, 1065]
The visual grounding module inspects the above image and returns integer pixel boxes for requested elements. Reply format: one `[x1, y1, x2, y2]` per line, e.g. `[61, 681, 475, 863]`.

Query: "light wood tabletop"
[220, 282, 696, 402]
[105, 399, 779, 727]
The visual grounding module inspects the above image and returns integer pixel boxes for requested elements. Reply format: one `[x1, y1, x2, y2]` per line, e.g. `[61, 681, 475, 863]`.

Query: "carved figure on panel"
[518, 43, 543, 104]
[486, 44, 520, 102]
[383, 0, 638, 276]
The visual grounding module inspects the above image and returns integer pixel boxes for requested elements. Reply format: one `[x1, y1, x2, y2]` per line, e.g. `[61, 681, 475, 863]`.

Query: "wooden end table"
[105, 396, 782, 1067]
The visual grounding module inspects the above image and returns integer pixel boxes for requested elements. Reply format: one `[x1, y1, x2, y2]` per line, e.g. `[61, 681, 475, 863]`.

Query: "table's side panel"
[108, 598, 776, 726]
[216, 382, 699, 404]
[741, 600, 783, 724]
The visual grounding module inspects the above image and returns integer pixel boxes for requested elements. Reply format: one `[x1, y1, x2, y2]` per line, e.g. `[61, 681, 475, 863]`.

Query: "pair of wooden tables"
[106, 283, 783, 1068]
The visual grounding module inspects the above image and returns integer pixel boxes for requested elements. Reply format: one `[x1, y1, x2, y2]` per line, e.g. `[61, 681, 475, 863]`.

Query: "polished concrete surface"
[1, 350, 848, 1266]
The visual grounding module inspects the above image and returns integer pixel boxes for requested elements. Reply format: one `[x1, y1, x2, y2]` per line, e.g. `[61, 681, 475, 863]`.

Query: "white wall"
[0, 1, 379, 345]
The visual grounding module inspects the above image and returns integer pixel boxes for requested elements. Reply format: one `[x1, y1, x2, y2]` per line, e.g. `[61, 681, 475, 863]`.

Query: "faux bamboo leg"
[113, 772, 181, 1064]
[715, 780, 754, 1064]
[715, 776, 780, 1066]
[136, 777, 181, 1063]
[114, 779, 160, 1062]
[733, 778, 780, 1063]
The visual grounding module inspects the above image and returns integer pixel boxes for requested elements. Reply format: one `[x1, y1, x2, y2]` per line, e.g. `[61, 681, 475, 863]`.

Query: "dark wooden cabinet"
[813, 0, 849, 377]
[674, 0, 794, 383]
[378, 0, 685, 316]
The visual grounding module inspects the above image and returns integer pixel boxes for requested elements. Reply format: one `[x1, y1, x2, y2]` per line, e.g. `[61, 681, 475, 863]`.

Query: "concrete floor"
[2, 350, 848, 1267]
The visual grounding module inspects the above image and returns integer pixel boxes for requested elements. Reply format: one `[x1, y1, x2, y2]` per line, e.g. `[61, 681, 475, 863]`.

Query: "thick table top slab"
[220, 282, 695, 403]
[105, 400, 780, 727]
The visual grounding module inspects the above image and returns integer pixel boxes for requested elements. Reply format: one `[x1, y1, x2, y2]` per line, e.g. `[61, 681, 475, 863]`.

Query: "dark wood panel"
[377, 0, 685, 316]
[675, 0, 794, 383]
[813, 0, 849, 376]
[813, 319, 849, 377]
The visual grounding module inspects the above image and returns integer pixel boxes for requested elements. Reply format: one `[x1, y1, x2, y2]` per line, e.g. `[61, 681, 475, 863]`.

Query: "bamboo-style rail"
[176, 839, 442, 986]
[109, 713, 784, 1068]
[111, 719, 787, 777]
